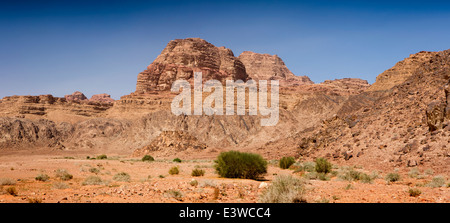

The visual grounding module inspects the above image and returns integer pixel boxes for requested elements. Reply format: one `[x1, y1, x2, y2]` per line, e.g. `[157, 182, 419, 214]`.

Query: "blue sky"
[1, 0, 450, 99]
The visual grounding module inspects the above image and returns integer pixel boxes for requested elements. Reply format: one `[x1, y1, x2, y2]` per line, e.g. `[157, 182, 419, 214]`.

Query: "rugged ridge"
[284, 49, 450, 172]
[238, 51, 313, 84]
[368, 51, 438, 92]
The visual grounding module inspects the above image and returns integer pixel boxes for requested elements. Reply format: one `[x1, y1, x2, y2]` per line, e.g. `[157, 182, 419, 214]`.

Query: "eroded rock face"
[0, 117, 68, 149]
[426, 101, 446, 131]
[367, 51, 438, 91]
[90, 94, 114, 104]
[238, 51, 313, 84]
[65, 91, 87, 102]
[322, 78, 369, 92]
[135, 38, 248, 93]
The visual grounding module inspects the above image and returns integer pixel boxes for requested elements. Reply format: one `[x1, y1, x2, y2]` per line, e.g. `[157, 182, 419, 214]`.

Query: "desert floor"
[0, 149, 448, 203]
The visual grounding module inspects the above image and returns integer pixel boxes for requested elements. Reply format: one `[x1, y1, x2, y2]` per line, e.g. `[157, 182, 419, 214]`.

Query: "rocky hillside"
[281, 49, 450, 173]
[367, 51, 439, 92]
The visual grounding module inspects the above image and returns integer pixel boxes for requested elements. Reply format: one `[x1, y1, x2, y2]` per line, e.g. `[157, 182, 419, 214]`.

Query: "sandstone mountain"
[65, 91, 87, 102]
[238, 51, 313, 84]
[135, 38, 247, 93]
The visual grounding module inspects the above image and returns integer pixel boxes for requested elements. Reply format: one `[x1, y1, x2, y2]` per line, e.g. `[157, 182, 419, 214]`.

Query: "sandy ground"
[0, 150, 448, 203]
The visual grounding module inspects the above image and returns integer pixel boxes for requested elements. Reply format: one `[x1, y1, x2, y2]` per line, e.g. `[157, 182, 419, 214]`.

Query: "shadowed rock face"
[135, 38, 248, 93]
[238, 51, 313, 84]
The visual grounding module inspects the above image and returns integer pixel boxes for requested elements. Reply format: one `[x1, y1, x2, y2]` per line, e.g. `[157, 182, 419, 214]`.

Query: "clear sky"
[1, 0, 450, 99]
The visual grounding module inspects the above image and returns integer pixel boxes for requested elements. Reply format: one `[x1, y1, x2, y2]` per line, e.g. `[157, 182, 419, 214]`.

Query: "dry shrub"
[259, 175, 306, 203]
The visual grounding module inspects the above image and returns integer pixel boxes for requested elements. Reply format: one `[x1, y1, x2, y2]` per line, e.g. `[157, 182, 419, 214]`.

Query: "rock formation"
[65, 91, 87, 102]
[135, 38, 247, 93]
[367, 51, 438, 92]
[238, 51, 313, 84]
[90, 94, 114, 104]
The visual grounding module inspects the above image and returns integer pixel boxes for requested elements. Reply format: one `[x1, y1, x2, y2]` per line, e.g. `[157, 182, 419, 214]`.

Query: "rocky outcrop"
[238, 51, 313, 84]
[0, 94, 113, 122]
[90, 94, 114, 104]
[426, 100, 447, 131]
[322, 78, 370, 93]
[0, 117, 69, 149]
[65, 91, 87, 102]
[367, 51, 438, 92]
[135, 38, 248, 93]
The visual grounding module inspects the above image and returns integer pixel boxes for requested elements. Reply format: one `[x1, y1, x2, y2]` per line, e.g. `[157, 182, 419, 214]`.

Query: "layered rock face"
[368, 51, 438, 92]
[238, 51, 313, 84]
[135, 38, 248, 93]
[0, 93, 113, 123]
[65, 92, 115, 104]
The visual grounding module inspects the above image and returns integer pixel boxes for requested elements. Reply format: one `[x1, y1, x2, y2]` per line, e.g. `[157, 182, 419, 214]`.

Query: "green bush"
[96, 154, 108, 160]
[35, 173, 50, 182]
[408, 167, 421, 178]
[169, 166, 180, 175]
[385, 172, 401, 183]
[55, 169, 73, 181]
[426, 176, 446, 188]
[315, 157, 332, 174]
[82, 176, 103, 185]
[303, 172, 329, 181]
[190, 179, 199, 186]
[338, 169, 373, 183]
[113, 172, 131, 182]
[173, 158, 182, 163]
[142, 155, 155, 162]
[191, 168, 205, 177]
[408, 188, 422, 197]
[359, 173, 374, 184]
[89, 167, 100, 174]
[214, 151, 267, 180]
[279, 157, 295, 169]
